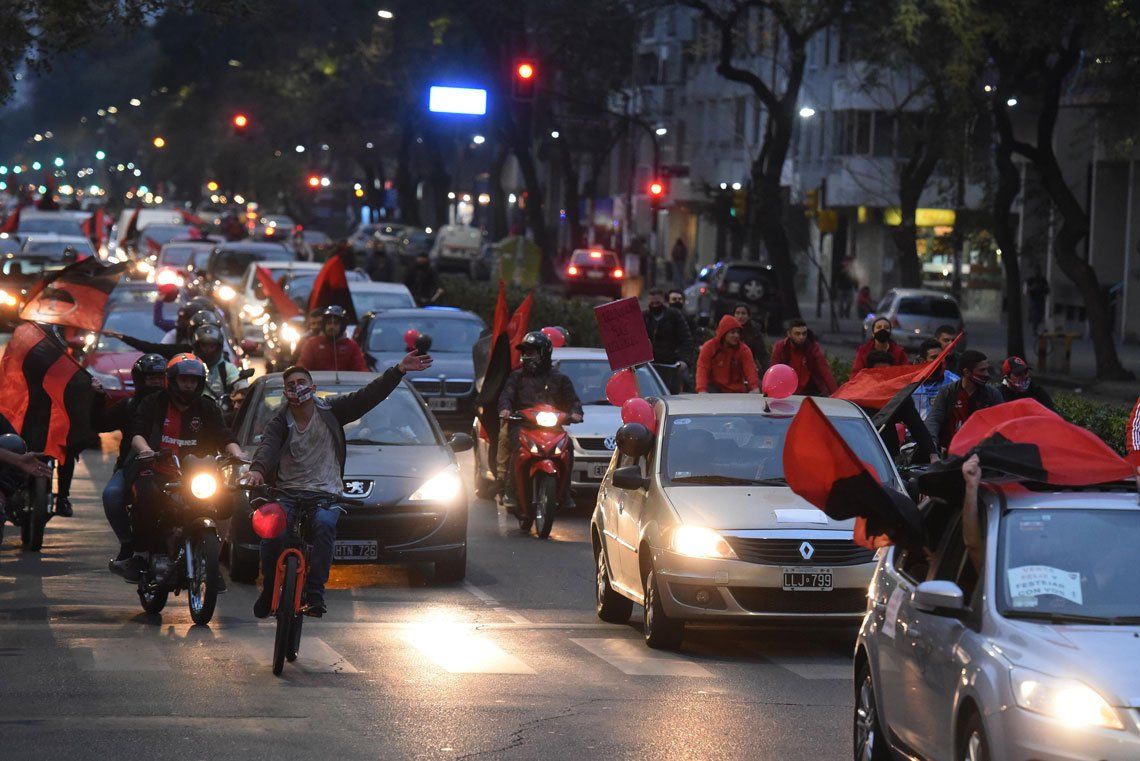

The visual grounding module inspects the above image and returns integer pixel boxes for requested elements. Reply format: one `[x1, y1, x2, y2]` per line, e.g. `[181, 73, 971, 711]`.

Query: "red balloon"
[762, 363, 798, 399]
[157, 283, 179, 302]
[621, 397, 656, 432]
[541, 326, 566, 348]
[404, 328, 420, 351]
[605, 368, 639, 406]
[251, 502, 286, 540]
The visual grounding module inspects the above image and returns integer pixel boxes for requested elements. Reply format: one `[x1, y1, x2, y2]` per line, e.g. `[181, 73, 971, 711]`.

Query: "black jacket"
[644, 307, 693, 365]
[924, 379, 1004, 448]
[129, 392, 236, 459]
[95, 393, 158, 469]
[740, 318, 769, 371]
[1000, 381, 1054, 410]
[404, 264, 441, 305]
[497, 368, 583, 418]
[250, 366, 404, 485]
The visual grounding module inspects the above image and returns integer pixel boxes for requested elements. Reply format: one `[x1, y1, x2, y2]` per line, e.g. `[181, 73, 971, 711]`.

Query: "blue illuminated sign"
[428, 86, 488, 116]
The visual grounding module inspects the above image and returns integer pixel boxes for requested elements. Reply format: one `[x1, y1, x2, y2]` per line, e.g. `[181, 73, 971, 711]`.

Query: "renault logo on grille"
[799, 541, 815, 560]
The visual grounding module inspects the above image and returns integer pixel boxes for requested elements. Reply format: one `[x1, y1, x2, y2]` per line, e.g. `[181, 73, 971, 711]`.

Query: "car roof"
[217, 242, 290, 252]
[996, 488, 1140, 511]
[366, 307, 481, 320]
[21, 234, 91, 243]
[254, 261, 321, 272]
[348, 281, 412, 293]
[662, 393, 865, 418]
[889, 288, 959, 301]
[552, 347, 610, 361]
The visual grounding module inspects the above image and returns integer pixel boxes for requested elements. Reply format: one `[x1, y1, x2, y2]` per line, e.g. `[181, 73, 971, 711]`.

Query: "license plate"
[782, 567, 833, 591]
[334, 540, 378, 561]
[589, 463, 608, 479]
[428, 397, 458, 411]
[587, 270, 603, 279]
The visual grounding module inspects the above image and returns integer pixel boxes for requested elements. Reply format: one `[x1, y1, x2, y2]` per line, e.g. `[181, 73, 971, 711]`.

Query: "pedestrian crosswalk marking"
[234, 633, 359, 674]
[405, 625, 535, 674]
[767, 656, 850, 680]
[570, 638, 714, 677]
[69, 638, 169, 671]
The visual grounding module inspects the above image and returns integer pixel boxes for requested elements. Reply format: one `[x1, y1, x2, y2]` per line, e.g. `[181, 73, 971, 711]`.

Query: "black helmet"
[131, 353, 167, 391]
[321, 304, 348, 335]
[516, 330, 552, 373]
[193, 323, 223, 348]
[165, 352, 207, 403]
[0, 433, 27, 455]
[177, 303, 197, 322]
[189, 309, 221, 330]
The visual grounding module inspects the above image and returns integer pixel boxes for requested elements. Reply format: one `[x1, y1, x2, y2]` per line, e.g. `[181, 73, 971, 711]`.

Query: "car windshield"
[23, 240, 93, 259]
[159, 244, 206, 267]
[998, 508, 1140, 622]
[96, 309, 167, 352]
[19, 218, 84, 236]
[571, 250, 618, 267]
[352, 290, 415, 315]
[108, 281, 159, 305]
[246, 385, 438, 446]
[898, 297, 961, 319]
[663, 414, 893, 485]
[365, 315, 484, 353]
[554, 359, 665, 405]
[142, 225, 195, 245]
[212, 247, 292, 281]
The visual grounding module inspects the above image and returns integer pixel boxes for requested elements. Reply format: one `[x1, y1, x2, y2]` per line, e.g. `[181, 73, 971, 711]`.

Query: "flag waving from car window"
[783, 397, 924, 550]
[255, 265, 301, 320]
[20, 257, 127, 332]
[308, 248, 357, 323]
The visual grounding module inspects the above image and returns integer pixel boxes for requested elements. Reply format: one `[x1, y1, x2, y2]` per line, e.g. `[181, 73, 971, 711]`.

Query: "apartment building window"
[818, 111, 828, 159]
[873, 113, 896, 157]
[735, 97, 747, 146]
[833, 110, 874, 155]
[666, 6, 677, 36]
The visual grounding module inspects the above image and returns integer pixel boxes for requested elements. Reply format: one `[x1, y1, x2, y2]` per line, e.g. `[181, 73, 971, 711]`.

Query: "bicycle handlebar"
[240, 484, 366, 509]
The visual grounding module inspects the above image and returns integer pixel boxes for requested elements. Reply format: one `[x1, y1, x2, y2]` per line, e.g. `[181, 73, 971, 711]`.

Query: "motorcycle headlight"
[280, 324, 300, 344]
[671, 526, 738, 560]
[1010, 668, 1123, 729]
[189, 472, 219, 500]
[216, 284, 237, 301]
[535, 411, 559, 428]
[408, 465, 462, 503]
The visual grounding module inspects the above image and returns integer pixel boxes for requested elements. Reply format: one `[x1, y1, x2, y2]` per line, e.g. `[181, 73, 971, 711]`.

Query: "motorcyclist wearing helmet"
[0, 426, 54, 516]
[127, 354, 243, 559]
[111, 309, 237, 363]
[159, 298, 218, 344]
[96, 354, 168, 579]
[192, 323, 248, 407]
[496, 331, 583, 509]
[297, 305, 367, 372]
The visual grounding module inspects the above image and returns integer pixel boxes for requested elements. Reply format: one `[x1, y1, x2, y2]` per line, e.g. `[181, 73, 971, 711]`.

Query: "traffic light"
[233, 113, 249, 130]
[648, 178, 666, 208]
[512, 60, 536, 101]
[307, 175, 321, 189]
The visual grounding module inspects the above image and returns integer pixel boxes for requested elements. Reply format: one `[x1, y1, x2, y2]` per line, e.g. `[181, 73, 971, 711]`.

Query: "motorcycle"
[0, 446, 55, 552]
[507, 404, 573, 539]
[131, 452, 243, 624]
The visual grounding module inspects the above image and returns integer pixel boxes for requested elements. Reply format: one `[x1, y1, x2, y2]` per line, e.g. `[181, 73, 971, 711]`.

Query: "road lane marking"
[404, 625, 535, 674]
[462, 581, 498, 605]
[464, 581, 532, 624]
[768, 656, 851, 680]
[570, 638, 714, 677]
[293, 636, 359, 674]
[68, 638, 169, 671]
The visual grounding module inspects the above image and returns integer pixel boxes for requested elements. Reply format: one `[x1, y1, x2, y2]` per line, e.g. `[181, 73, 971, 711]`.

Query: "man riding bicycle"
[243, 349, 433, 619]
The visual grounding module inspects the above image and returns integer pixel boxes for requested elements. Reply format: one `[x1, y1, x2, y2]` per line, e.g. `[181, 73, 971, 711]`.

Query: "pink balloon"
[541, 326, 566, 348]
[605, 368, 639, 406]
[620, 397, 656, 432]
[404, 328, 420, 351]
[762, 363, 798, 399]
[251, 502, 286, 540]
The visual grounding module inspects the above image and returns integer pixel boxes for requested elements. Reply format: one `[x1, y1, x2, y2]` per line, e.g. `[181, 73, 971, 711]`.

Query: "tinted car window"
[897, 297, 961, 319]
[19, 218, 84, 236]
[141, 225, 195, 246]
[570, 250, 619, 267]
[96, 309, 167, 352]
[210, 247, 292, 281]
[663, 413, 892, 485]
[351, 290, 415, 315]
[554, 359, 664, 405]
[247, 385, 438, 446]
[23, 240, 94, 258]
[365, 315, 485, 353]
[159, 244, 207, 267]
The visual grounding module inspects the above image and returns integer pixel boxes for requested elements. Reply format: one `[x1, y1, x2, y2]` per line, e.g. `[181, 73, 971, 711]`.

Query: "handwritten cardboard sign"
[594, 297, 653, 370]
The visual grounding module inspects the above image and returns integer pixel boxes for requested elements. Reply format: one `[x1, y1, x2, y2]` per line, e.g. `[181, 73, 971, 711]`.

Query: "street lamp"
[53, 157, 64, 168]
[95, 150, 106, 160]
[799, 106, 816, 119]
[377, 9, 394, 19]
[152, 136, 167, 148]
[655, 126, 668, 136]
[472, 134, 486, 145]
[550, 130, 560, 139]
[1006, 97, 1018, 107]
[295, 145, 305, 153]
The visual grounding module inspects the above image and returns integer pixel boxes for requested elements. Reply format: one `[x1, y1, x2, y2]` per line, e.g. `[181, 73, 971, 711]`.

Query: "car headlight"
[528, 440, 540, 454]
[671, 526, 738, 560]
[0, 288, 17, 307]
[215, 284, 237, 301]
[89, 369, 122, 390]
[535, 410, 559, 427]
[242, 302, 265, 318]
[280, 324, 300, 344]
[189, 472, 218, 500]
[408, 465, 462, 503]
[1010, 668, 1123, 730]
[135, 259, 153, 274]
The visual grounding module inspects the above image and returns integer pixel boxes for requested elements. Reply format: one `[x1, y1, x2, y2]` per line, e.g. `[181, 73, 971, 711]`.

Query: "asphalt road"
[0, 441, 858, 761]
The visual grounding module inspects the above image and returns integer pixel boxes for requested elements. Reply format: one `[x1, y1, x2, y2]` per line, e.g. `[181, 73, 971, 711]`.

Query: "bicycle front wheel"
[272, 555, 299, 676]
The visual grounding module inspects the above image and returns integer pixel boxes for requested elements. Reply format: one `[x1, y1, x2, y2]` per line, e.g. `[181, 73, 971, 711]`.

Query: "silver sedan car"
[855, 487, 1140, 761]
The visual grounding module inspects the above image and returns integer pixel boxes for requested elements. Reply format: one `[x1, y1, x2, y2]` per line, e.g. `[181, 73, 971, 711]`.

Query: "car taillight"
[611, 268, 624, 279]
[567, 265, 579, 276]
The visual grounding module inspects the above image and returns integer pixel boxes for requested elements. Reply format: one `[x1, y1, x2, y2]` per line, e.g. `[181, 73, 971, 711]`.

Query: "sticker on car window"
[1007, 565, 1083, 606]
[674, 418, 691, 425]
[673, 471, 691, 479]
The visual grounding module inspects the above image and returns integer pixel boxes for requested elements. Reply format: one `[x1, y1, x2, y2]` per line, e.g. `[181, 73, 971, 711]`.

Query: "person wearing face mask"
[924, 349, 1004, 453]
[404, 253, 444, 306]
[192, 323, 247, 408]
[497, 331, 583, 510]
[999, 356, 1054, 409]
[911, 339, 960, 420]
[298, 305, 368, 372]
[696, 315, 761, 393]
[768, 318, 838, 396]
[644, 288, 693, 392]
[243, 351, 432, 618]
[852, 317, 909, 374]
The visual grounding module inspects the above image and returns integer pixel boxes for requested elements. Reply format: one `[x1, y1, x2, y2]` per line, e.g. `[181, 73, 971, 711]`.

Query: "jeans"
[259, 499, 341, 597]
[102, 469, 132, 545]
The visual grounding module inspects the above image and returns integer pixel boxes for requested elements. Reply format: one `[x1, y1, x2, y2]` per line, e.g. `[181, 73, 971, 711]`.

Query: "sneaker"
[253, 587, 273, 619]
[54, 496, 72, 517]
[304, 592, 326, 618]
[119, 554, 146, 583]
[501, 492, 518, 511]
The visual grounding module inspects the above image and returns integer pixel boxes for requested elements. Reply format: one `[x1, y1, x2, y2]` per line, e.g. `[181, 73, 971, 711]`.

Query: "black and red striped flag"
[475, 283, 534, 464]
[783, 397, 924, 550]
[308, 249, 357, 323]
[20, 257, 127, 332]
[118, 207, 140, 247]
[0, 323, 94, 461]
[81, 208, 105, 251]
[0, 204, 23, 234]
[255, 265, 302, 320]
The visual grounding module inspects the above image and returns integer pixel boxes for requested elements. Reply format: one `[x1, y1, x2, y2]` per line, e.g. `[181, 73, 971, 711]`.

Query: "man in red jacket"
[851, 317, 909, 373]
[769, 319, 838, 396]
[298, 305, 368, 372]
[696, 315, 760, 393]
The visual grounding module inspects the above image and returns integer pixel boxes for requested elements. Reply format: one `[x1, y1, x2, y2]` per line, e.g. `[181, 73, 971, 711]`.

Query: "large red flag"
[308, 250, 357, 323]
[475, 284, 534, 462]
[0, 204, 22, 234]
[507, 292, 534, 369]
[255, 265, 302, 320]
[783, 397, 924, 550]
[1127, 396, 1140, 468]
[179, 209, 206, 227]
[835, 332, 963, 411]
[0, 323, 94, 461]
[82, 209, 105, 251]
[20, 258, 128, 331]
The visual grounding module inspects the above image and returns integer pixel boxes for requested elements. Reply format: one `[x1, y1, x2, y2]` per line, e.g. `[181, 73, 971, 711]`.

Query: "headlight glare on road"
[216, 284, 237, 301]
[1011, 668, 1123, 729]
[408, 465, 462, 503]
[535, 410, 559, 428]
[671, 526, 737, 560]
[189, 472, 218, 500]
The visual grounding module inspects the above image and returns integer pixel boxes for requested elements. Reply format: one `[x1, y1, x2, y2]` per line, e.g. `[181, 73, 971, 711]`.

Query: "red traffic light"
[307, 175, 321, 188]
[233, 113, 249, 129]
[648, 180, 665, 197]
[516, 62, 535, 80]
[512, 60, 537, 101]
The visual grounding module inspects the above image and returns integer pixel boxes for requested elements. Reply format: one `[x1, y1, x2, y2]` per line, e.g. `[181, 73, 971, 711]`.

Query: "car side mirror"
[912, 580, 966, 617]
[447, 432, 473, 453]
[612, 465, 648, 491]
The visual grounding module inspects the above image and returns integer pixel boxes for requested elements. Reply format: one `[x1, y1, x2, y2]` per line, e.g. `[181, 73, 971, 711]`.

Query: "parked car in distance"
[689, 261, 783, 334]
[861, 288, 965, 349]
[564, 248, 624, 298]
[429, 224, 483, 273]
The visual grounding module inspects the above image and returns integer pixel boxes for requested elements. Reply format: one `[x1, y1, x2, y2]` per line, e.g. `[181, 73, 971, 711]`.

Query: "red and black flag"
[947, 398, 1134, 486]
[20, 257, 127, 332]
[118, 207, 140, 248]
[82, 208, 105, 251]
[255, 265, 302, 320]
[475, 283, 534, 463]
[1127, 396, 1140, 468]
[179, 209, 206, 227]
[0, 323, 94, 461]
[784, 397, 924, 550]
[0, 204, 23, 234]
[308, 249, 357, 323]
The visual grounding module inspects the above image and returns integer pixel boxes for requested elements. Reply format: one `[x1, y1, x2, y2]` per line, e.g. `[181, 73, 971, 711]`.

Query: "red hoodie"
[298, 333, 368, 372]
[769, 335, 838, 395]
[851, 339, 909, 374]
[696, 316, 760, 393]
